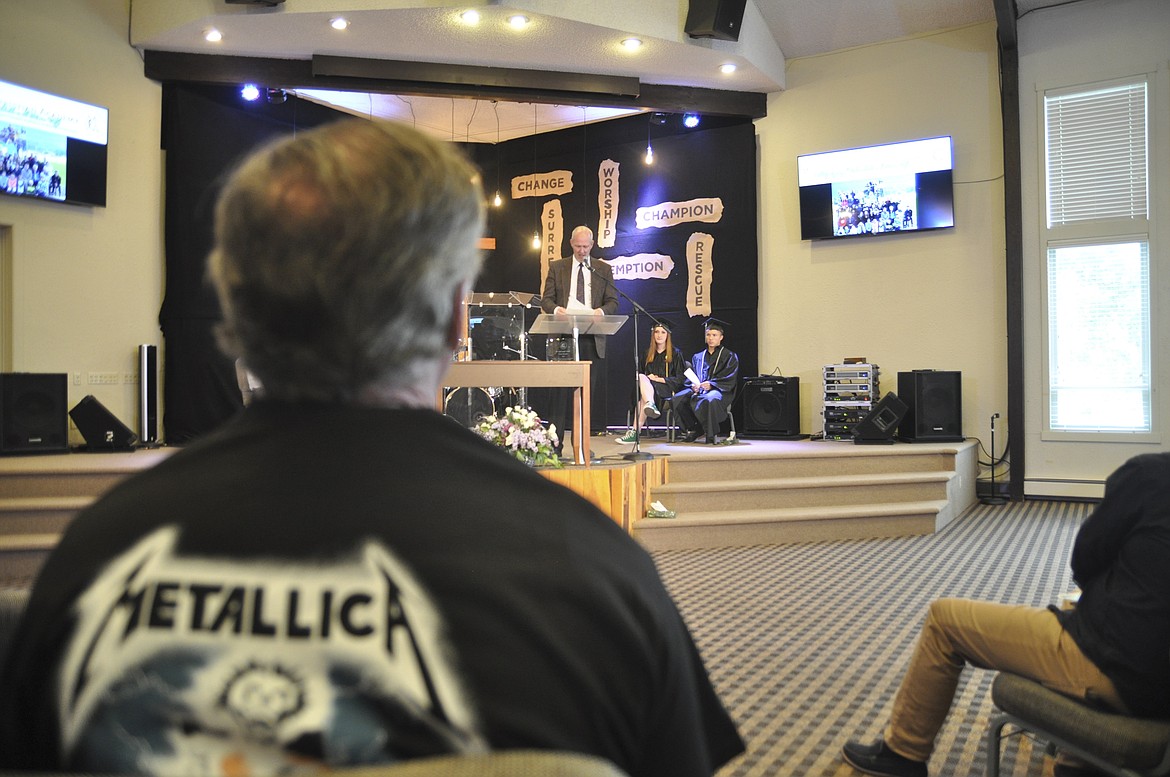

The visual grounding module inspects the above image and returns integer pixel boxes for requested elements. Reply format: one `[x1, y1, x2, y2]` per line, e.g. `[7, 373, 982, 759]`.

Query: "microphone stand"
[981, 412, 1006, 505]
[584, 260, 661, 462]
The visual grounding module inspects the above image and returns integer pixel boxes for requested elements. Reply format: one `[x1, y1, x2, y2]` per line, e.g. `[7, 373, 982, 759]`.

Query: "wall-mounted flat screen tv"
[797, 136, 953, 240]
[0, 79, 108, 207]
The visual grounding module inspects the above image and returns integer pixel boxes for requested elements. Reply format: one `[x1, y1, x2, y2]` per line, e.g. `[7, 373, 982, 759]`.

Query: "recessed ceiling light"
[460, 9, 480, 25]
[204, 28, 223, 43]
[719, 62, 737, 74]
[330, 17, 349, 31]
[508, 14, 530, 29]
[621, 37, 643, 51]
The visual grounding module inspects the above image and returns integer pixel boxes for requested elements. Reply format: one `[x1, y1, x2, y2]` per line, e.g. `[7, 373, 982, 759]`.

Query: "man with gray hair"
[0, 120, 743, 777]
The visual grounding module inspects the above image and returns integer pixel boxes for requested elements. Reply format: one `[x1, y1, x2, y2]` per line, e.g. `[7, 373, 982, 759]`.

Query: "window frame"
[1039, 74, 1159, 443]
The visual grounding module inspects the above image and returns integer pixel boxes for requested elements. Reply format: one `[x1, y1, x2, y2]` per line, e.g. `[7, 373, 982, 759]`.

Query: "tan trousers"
[885, 598, 1127, 762]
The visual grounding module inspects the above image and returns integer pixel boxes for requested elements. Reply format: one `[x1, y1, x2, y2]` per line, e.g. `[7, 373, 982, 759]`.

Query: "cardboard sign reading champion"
[635, 197, 724, 230]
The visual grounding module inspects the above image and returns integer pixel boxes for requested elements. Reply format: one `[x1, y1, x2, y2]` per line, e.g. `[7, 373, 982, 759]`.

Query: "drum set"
[443, 292, 538, 427]
[443, 386, 519, 427]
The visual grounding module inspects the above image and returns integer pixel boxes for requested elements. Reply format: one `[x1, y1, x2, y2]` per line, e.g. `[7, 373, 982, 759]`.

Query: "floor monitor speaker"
[0, 372, 68, 455]
[853, 392, 908, 445]
[897, 370, 964, 442]
[741, 376, 802, 438]
[684, 0, 748, 41]
[70, 395, 138, 451]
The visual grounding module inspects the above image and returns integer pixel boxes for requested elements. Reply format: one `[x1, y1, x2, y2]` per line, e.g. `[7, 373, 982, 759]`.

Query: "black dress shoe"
[705, 436, 716, 445]
[841, 740, 927, 777]
[682, 429, 703, 443]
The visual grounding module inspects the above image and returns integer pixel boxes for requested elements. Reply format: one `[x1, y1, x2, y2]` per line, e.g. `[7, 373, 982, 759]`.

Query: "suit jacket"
[540, 257, 620, 358]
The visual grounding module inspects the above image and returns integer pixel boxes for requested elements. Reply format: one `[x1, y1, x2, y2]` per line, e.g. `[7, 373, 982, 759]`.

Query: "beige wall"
[3, 4, 1005, 450]
[755, 23, 1006, 445]
[0, 0, 164, 444]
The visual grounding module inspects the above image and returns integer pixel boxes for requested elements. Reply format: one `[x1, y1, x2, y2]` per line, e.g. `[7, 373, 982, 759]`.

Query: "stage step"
[652, 471, 954, 512]
[0, 448, 176, 585]
[0, 497, 93, 539]
[636, 500, 945, 551]
[619, 438, 977, 551]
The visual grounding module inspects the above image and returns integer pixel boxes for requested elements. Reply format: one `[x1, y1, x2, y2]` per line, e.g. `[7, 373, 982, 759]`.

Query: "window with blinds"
[1042, 77, 1153, 435]
[1045, 81, 1148, 226]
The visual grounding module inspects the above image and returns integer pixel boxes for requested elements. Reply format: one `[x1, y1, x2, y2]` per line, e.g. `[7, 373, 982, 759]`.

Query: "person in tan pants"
[843, 452, 1170, 777]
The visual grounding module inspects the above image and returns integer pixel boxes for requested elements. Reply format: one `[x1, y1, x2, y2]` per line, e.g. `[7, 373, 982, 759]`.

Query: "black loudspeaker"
[0, 373, 68, 455]
[853, 392, 908, 445]
[684, 0, 748, 41]
[70, 395, 138, 451]
[741, 376, 802, 438]
[138, 344, 159, 445]
[897, 370, 964, 442]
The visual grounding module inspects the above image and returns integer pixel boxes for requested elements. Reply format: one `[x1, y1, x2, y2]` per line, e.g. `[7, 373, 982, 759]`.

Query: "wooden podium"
[440, 360, 591, 464]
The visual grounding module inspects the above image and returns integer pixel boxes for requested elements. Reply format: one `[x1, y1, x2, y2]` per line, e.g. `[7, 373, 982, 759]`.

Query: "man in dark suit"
[540, 225, 619, 436]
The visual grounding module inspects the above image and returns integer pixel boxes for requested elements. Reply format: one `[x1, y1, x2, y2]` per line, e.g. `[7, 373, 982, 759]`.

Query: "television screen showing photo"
[0, 79, 108, 207]
[797, 136, 953, 241]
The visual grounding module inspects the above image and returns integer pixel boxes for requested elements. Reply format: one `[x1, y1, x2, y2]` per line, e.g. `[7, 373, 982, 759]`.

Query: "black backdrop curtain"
[159, 84, 758, 442]
[159, 84, 349, 443]
[467, 115, 759, 431]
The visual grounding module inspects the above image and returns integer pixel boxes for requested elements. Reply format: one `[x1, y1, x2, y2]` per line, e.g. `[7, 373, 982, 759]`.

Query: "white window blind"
[1047, 241, 1151, 432]
[1045, 81, 1148, 226]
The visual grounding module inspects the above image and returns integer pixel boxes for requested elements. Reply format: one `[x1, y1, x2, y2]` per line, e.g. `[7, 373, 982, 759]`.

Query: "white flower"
[473, 405, 560, 468]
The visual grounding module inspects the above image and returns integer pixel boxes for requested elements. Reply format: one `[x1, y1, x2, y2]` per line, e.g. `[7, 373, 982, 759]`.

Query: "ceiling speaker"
[685, 0, 748, 42]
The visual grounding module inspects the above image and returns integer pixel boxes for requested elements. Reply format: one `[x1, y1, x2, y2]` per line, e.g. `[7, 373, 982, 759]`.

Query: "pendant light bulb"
[493, 191, 503, 207]
[644, 144, 654, 165]
[532, 232, 541, 249]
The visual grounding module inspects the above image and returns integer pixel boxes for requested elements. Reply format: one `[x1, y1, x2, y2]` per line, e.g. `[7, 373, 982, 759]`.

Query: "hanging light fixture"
[531, 105, 541, 249]
[581, 106, 588, 200]
[644, 113, 654, 165]
[493, 101, 503, 207]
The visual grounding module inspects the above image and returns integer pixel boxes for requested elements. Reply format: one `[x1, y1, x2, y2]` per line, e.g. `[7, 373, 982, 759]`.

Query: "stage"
[0, 430, 977, 584]
[583, 431, 978, 551]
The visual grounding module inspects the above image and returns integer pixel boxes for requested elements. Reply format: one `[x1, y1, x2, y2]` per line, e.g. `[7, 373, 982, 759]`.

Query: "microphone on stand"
[581, 257, 612, 299]
[502, 345, 539, 360]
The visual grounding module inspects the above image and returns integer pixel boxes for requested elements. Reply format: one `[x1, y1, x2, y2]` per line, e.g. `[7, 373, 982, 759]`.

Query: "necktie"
[576, 261, 586, 305]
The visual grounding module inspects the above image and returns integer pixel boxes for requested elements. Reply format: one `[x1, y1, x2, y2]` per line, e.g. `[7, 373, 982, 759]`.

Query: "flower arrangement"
[475, 405, 562, 468]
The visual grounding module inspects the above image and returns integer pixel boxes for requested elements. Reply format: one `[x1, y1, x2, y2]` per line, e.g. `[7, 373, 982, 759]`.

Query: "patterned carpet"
[651, 499, 1093, 777]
